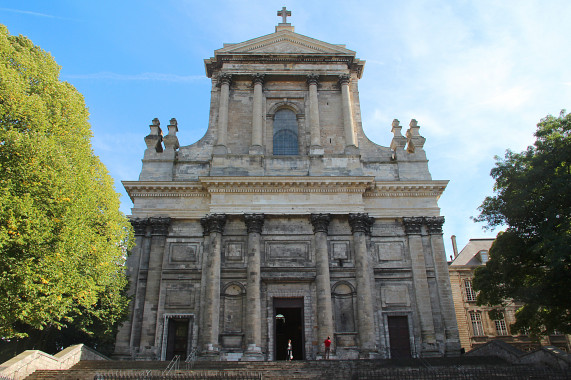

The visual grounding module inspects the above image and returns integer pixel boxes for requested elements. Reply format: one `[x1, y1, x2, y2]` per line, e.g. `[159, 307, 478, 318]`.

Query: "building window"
[464, 279, 476, 302]
[495, 319, 508, 336]
[470, 311, 485, 336]
[273, 109, 298, 155]
[478, 250, 489, 263]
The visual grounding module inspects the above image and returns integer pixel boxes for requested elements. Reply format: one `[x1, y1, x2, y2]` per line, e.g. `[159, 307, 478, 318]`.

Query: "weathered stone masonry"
[114, 11, 460, 361]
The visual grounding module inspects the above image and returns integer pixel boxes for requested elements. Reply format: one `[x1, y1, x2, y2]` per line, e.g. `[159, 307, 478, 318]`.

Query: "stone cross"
[277, 7, 291, 23]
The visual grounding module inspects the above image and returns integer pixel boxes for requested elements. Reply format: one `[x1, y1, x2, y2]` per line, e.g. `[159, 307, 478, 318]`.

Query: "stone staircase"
[25, 357, 571, 380]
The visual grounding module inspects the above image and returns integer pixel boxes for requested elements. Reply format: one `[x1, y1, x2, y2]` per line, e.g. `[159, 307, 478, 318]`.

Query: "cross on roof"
[277, 7, 291, 24]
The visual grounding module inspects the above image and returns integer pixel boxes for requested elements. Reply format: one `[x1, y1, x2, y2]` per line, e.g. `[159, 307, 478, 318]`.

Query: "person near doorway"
[324, 336, 332, 359]
[287, 339, 293, 361]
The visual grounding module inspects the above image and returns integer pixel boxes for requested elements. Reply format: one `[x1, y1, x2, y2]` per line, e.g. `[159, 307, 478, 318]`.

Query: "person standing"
[324, 336, 332, 359]
[287, 339, 293, 361]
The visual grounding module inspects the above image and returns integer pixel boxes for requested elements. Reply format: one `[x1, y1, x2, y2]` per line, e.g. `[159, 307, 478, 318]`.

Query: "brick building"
[449, 238, 570, 352]
[113, 9, 460, 361]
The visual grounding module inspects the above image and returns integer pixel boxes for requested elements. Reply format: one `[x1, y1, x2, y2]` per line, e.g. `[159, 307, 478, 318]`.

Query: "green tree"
[473, 110, 571, 337]
[0, 25, 133, 357]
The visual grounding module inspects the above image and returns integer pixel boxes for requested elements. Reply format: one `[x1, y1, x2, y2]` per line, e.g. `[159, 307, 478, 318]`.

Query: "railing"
[162, 355, 180, 376]
[184, 348, 197, 370]
[93, 372, 262, 379]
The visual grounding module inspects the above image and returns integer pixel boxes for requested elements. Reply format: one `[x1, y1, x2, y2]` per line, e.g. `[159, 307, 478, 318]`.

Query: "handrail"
[162, 355, 180, 376]
[185, 348, 198, 369]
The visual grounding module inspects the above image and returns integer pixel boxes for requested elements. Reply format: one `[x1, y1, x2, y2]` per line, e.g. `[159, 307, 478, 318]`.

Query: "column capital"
[251, 73, 265, 86]
[403, 217, 423, 235]
[338, 74, 351, 86]
[149, 217, 171, 236]
[310, 213, 331, 234]
[307, 73, 319, 86]
[130, 218, 149, 236]
[201, 214, 227, 235]
[217, 73, 232, 87]
[244, 213, 265, 234]
[424, 216, 445, 235]
[348, 213, 374, 235]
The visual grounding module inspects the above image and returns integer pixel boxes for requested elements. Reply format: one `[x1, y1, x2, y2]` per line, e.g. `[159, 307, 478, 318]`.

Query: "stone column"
[138, 217, 171, 359]
[250, 74, 264, 155]
[197, 217, 211, 353]
[425, 216, 461, 355]
[307, 74, 323, 155]
[243, 214, 265, 360]
[311, 214, 335, 356]
[214, 73, 232, 154]
[199, 214, 227, 356]
[403, 217, 437, 354]
[113, 218, 148, 358]
[348, 213, 376, 356]
[339, 74, 357, 150]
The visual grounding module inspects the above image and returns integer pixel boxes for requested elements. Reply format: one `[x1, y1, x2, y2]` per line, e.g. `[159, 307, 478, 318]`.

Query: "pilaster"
[199, 214, 227, 358]
[250, 74, 265, 155]
[339, 74, 357, 153]
[403, 217, 437, 356]
[310, 214, 334, 357]
[138, 217, 171, 359]
[113, 218, 148, 359]
[307, 74, 323, 155]
[425, 216, 461, 356]
[348, 213, 376, 357]
[242, 213, 265, 360]
[214, 73, 232, 155]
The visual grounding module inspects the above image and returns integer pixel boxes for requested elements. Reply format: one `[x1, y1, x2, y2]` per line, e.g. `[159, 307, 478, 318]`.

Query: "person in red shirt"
[324, 336, 332, 359]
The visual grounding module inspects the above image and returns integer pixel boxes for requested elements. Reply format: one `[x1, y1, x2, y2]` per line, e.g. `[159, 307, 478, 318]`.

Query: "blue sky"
[2, 0, 570, 256]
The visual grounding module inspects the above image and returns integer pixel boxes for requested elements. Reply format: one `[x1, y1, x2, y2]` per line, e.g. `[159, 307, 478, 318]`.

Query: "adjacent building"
[113, 9, 461, 361]
[449, 238, 570, 353]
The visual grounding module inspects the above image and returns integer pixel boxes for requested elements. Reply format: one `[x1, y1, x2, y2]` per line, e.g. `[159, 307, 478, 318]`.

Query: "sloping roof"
[450, 238, 494, 267]
[213, 29, 356, 56]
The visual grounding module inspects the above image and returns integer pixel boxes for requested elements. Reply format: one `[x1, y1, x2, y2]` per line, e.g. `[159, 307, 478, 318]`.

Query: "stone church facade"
[113, 12, 460, 361]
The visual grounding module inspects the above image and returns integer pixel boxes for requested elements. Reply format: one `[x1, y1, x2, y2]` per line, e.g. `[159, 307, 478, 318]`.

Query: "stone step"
[70, 356, 509, 371]
[26, 366, 571, 380]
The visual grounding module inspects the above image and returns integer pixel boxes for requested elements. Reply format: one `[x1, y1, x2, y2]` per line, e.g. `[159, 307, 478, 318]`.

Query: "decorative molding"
[306, 73, 319, 86]
[338, 74, 351, 85]
[310, 213, 330, 234]
[348, 213, 374, 235]
[200, 176, 373, 194]
[244, 213, 265, 234]
[217, 73, 232, 86]
[363, 181, 448, 198]
[424, 216, 445, 235]
[402, 217, 423, 235]
[201, 214, 227, 235]
[123, 179, 448, 200]
[251, 73, 265, 85]
[130, 218, 148, 235]
[149, 217, 171, 236]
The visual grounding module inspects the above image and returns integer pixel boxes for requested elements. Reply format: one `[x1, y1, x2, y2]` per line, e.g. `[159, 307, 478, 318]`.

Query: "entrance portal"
[387, 315, 412, 358]
[274, 298, 304, 360]
[165, 318, 190, 360]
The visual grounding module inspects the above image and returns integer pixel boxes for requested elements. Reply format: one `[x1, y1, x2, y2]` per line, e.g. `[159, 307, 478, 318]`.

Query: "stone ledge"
[0, 344, 109, 380]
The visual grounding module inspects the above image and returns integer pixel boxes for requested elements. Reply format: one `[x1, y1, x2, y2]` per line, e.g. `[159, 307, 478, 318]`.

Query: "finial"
[152, 118, 160, 126]
[277, 7, 291, 24]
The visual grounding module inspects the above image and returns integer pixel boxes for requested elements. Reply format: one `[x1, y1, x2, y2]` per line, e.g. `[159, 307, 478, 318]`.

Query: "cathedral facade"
[113, 12, 460, 361]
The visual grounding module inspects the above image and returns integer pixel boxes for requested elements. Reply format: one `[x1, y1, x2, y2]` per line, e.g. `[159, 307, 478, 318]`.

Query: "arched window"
[273, 109, 298, 155]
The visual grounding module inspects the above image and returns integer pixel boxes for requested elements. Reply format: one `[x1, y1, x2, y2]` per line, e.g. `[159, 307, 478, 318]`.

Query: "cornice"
[122, 181, 208, 202]
[199, 176, 374, 194]
[364, 180, 448, 198]
[122, 178, 448, 200]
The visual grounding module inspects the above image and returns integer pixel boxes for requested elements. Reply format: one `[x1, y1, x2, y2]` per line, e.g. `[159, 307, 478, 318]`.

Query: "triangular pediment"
[215, 30, 356, 56]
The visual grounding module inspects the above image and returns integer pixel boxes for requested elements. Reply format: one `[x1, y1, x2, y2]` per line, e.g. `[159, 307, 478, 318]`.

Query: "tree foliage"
[0, 25, 133, 356]
[473, 110, 571, 336]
